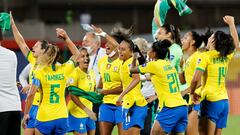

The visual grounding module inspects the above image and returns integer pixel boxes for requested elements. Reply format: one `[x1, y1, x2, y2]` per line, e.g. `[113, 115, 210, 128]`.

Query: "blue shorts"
[35, 118, 69, 135]
[200, 99, 229, 128]
[68, 114, 95, 134]
[156, 106, 188, 133]
[122, 105, 148, 130]
[98, 103, 122, 124]
[188, 104, 200, 112]
[26, 105, 38, 128]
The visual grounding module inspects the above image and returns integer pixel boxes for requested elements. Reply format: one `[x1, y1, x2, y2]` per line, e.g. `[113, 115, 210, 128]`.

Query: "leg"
[99, 122, 114, 135]
[88, 130, 96, 135]
[186, 110, 199, 135]
[117, 122, 124, 135]
[151, 120, 166, 135]
[199, 117, 208, 135]
[9, 111, 21, 135]
[126, 126, 141, 135]
[207, 118, 216, 135]
[0, 111, 21, 135]
[35, 128, 43, 135]
[24, 128, 35, 135]
[214, 128, 222, 135]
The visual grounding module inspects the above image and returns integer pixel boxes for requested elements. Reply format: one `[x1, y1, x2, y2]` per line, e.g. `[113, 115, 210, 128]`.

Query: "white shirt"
[140, 74, 155, 98]
[19, 63, 31, 87]
[88, 48, 106, 86]
[0, 45, 21, 112]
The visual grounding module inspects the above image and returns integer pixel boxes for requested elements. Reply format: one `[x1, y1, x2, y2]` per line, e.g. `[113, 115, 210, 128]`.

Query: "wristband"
[96, 31, 107, 37]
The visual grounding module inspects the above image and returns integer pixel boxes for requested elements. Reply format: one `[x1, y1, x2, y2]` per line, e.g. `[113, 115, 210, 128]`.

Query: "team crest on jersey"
[197, 59, 201, 64]
[68, 78, 74, 84]
[106, 64, 111, 69]
[114, 66, 118, 72]
[87, 75, 91, 80]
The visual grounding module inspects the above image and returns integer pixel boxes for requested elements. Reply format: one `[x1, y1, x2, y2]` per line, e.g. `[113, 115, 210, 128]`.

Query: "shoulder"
[99, 48, 106, 56]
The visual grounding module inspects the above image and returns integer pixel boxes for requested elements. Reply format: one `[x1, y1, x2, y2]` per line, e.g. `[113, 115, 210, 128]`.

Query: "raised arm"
[223, 15, 240, 51]
[56, 28, 80, 56]
[91, 25, 120, 48]
[10, 12, 30, 57]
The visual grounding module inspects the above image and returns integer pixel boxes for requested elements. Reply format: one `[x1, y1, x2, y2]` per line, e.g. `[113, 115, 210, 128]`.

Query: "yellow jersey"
[98, 56, 122, 105]
[33, 60, 75, 121]
[26, 51, 40, 105]
[196, 50, 234, 101]
[67, 68, 96, 118]
[184, 51, 203, 94]
[139, 59, 187, 110]
[120, 57, 147, 109]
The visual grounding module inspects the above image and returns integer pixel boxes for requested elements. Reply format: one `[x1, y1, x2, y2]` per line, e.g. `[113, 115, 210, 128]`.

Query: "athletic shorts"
[122, 105, 148, 130]
[35, 118, 68, 135]
[98, 103, 122, 124]
[68, 114, 95, 134]
[156, 106, 188, 133]
[200, 99, 229, 128]
[27, 105, 38, 128]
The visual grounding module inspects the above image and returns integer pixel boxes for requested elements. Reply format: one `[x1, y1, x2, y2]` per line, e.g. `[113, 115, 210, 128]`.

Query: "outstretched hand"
[223, 15, 235, 26]
[91, 24, 103, 34]
[56, 28, 69, 40]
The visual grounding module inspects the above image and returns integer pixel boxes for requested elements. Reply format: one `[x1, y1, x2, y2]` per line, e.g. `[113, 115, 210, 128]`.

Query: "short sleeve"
[26, 51, 36, 65]
[196, 53, 208, 72]
[32, 69, 42, 88]
[228, 52, 234, 60]
[138, 61, 155, 74]
[67, 69, 78, 87]
[63, 59, 76, 76]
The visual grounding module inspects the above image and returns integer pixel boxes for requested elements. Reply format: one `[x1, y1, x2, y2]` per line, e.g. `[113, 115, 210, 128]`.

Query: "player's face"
[32, 41, 45, 57]
[181, 32, 193, 51]
[156, 27, 171, 41]
[78, 49, 90, 69]
[105, 41, 115, 55]
[118, 41, 131, 61]
[148, 48, 156, 60]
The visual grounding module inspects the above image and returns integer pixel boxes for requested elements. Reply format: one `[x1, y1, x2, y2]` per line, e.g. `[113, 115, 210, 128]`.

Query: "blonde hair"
[37, 45, 59, 66]
[133, 37, 149, 52]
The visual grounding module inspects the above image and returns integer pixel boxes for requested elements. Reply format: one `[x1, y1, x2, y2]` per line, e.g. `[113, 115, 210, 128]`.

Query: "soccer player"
[116, 29, 148, 135]
[130, 40, 188, 135]
[92, 25, 124, 135]
[133, 37, 157, 135]
[67, 47, 97, 135]
[180, 31, 205, 135]
[23, 44, 76, 135]
[190, 15, 238, 135]
[11, 13, 51, 135]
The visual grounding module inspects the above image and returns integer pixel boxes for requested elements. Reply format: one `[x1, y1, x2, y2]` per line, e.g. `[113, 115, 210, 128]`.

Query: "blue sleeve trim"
[32, 78, 41, 88]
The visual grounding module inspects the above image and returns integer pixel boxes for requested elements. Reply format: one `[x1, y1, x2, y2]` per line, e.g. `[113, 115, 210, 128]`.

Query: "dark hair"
[0, 28, 2, 41]
[191, 31, 203, 49]
[112, 26, 146, 65]
[202, 28, 213, 46]
[40, 40, 49, 50]
[162, 24, 181, 45]
[152, 39, 172, 60]
[214, 31, 235, 57]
